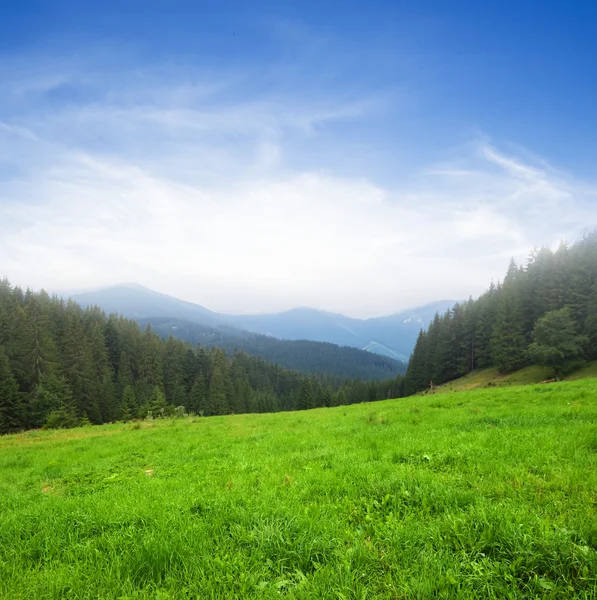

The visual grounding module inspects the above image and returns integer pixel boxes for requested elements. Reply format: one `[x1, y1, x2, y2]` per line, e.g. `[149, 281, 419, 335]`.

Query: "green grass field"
[431, 361, 597, 393]
[1, 380, 597, 599]
[566, 361, 597, 382]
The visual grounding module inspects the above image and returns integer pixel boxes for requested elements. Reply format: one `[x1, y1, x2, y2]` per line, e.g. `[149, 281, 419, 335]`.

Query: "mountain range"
[225, 303, 455, 361]
[70, 284, 454, 378]
[71, 284, 454, 359]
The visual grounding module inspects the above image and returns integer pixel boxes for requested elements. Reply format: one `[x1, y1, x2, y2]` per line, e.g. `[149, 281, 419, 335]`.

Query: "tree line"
[138, 317, 406, 381]
[0, 280, 404, 434]
[404, 232, 597, 394]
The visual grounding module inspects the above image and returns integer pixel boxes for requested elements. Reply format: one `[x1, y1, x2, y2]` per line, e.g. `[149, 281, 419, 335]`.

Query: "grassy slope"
[1, 381, 596, 599]
[566, 361, 597, 381]
[431, 360, 597, 394]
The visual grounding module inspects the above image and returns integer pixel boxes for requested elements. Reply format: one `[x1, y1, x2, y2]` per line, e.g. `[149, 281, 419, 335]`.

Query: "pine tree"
[0, 347, 23, 434]
[13, 295, 59, 393]
[163, 336, 186, 405]
[147, 386, 167, 418]
[98, 372, 118, 424]
[247, 388, 260, 413]
[189, 375, 208, 415]
[182, 348, 199, 393]
[585, 282, 597, 360]
[403, 330, 430, 395]
[333, 387, 347, 407]
[320, 385, 333, 407]
[0, 278, 17, 350]
[88, 322, 114, 423]
[61, 307, 93, 416]
[139, 325, 163, 400]
[298, 379, 315, 410]
[121, 385, 136, 421]
[474, 284, 499, 368]
[254, 390, 279, 413]
[117, 351, 134, 393]
[491, 276, 528, 373]
[28, 374, 76, 429]
[230, 358, 251, 414]
[104, 317, 121, 375]
[208, 365, 229, 416]
[196, 347, 211, 382]
[525, 247, 555, 323]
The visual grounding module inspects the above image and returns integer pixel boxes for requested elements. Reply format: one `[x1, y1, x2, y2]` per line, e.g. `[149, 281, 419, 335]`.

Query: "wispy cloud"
[0, 52, 595, 317]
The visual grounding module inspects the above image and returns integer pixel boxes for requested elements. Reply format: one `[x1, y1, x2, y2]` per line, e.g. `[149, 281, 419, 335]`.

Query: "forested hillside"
[404, 233, 597, 394]
[0, 280, 404, 434]
[138, 317, 405, 381]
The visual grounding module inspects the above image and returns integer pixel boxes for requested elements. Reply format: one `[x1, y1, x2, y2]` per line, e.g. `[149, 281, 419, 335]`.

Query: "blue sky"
[1, 1, 596, 316]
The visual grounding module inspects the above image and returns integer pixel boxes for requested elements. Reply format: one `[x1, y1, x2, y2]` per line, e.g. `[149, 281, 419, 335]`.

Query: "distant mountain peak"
[112, 282, 150, 290]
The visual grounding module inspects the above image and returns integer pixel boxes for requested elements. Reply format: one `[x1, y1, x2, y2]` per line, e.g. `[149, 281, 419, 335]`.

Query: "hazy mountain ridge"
[71, 284, 455, 362]
[71, 285, 221, 326]
[225, 301, 456, 360]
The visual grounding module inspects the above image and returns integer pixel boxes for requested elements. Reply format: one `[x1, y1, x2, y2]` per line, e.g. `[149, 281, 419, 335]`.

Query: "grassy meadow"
[1, 380, 597, 598]
[430, 360, 597, 393]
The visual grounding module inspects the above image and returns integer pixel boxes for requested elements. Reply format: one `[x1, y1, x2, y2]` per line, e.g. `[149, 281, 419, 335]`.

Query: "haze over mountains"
[71, 284, 454, 362]
[225, 303, 455, 361]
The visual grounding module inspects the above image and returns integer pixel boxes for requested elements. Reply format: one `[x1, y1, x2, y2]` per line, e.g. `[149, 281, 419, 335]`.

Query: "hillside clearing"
[1, 380, 596, 598]
[566, 361, 597, 381]
[429, 361, 597, 394]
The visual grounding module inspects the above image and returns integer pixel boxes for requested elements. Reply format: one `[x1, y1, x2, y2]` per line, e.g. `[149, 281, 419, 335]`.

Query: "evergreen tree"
[298, 379, 315, 410]
[458, 299, 477, 375]
[163, 335, 186, 405]
[98, 372, 118, 423]
[104, 317, 121, 375]
[147, 386, 167, 418]
[253, 390, 280, 413]
[0, 279, 17, 352]
[0, 347, 23, 434]
[247, 388, 260, 413]
[139, 324, 163, 400]
[189, 374, 208, 415]
[585, 282, 597, 360]
[182, 347, 199, 392]
[333, 387, 347, 407]
[401, 232, 597, 394]
[528, 308, 586, 378]
[88, 321, 114, 423]
[13, 295, 59, 392]
[403, 330, 430, 395]
[320, 385, 333, 407]
[61, 307, 93, 417]
[208, 365, 229, 416]
[28, 374, 75, 429]
[117, 351, 134, 393]
[121, 385, 136, 421]
[491, 275, 528, 373]
[473, 284, 499, 368]
[230, 357, 251, 414]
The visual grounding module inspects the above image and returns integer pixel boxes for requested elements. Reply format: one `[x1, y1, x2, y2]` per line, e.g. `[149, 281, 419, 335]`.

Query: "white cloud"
[0, 57, 596, 317]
